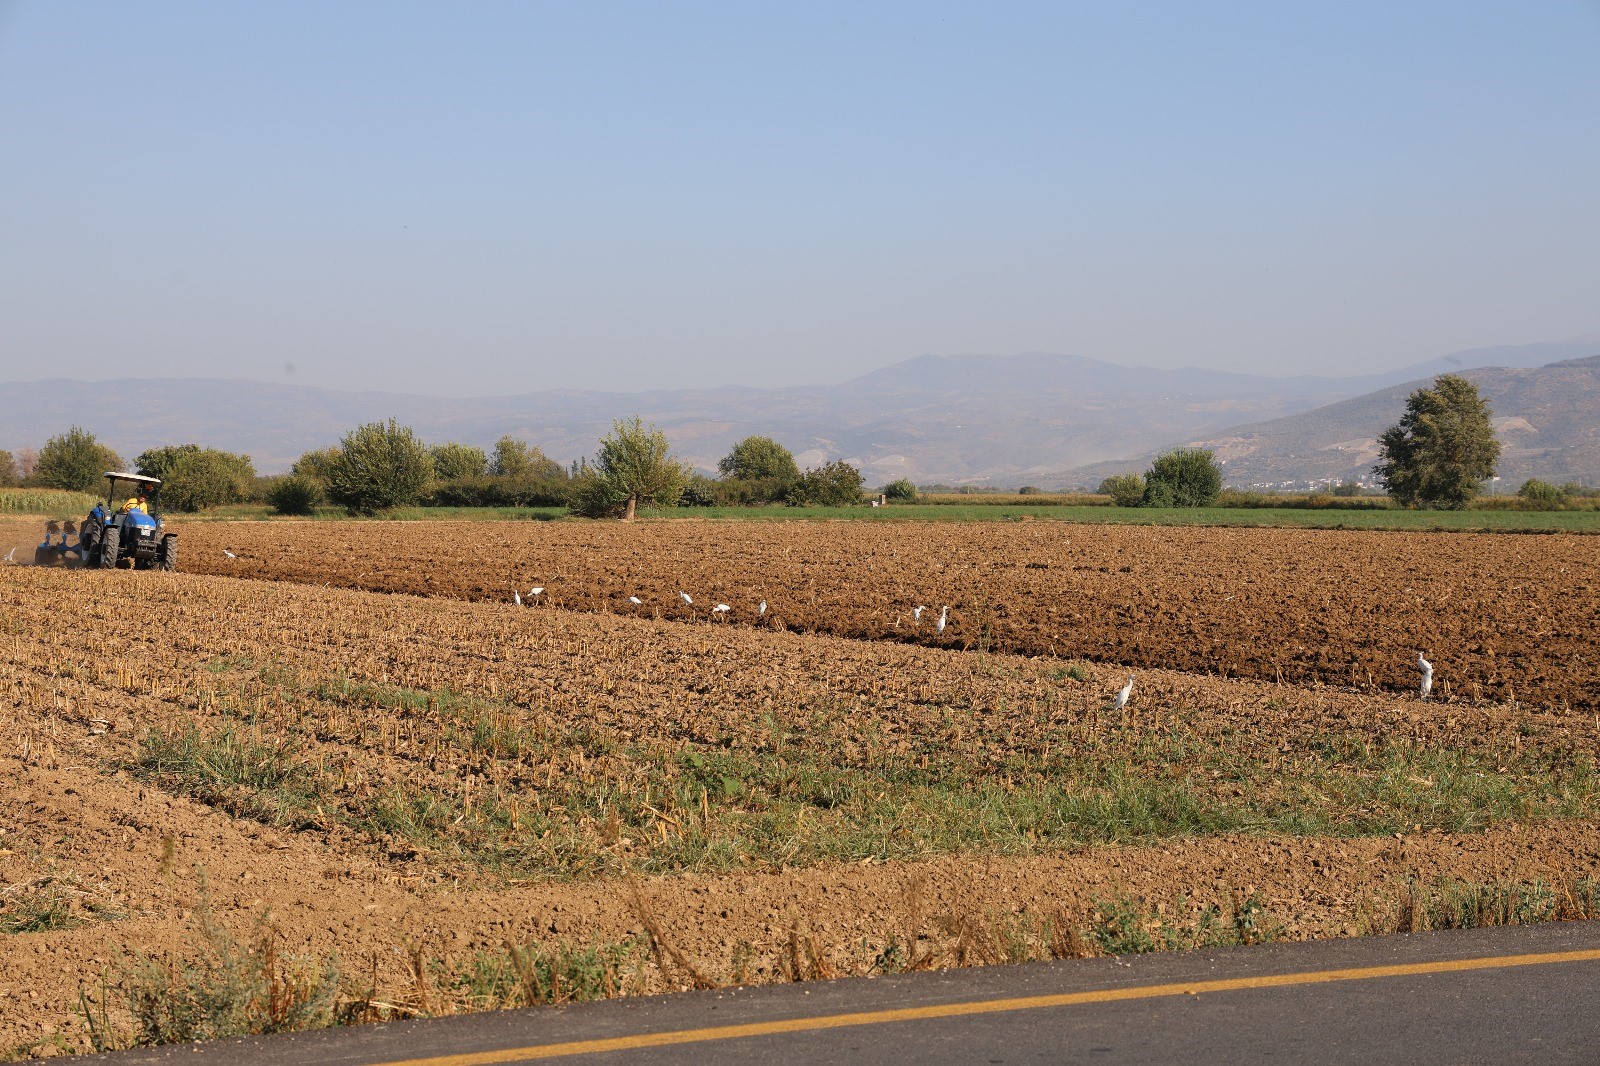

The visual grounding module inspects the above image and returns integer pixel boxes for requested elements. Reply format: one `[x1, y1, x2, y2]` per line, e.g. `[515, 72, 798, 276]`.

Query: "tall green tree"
[136, 445, 256, 512]
[1143, 448, 1223, 507]
[570, 416, 691, 520]
[0, 449, 18, 487]
[718, 436, 799, 481]
[326, 419, 434, 515]
[1374, 374, 1501, 509]
[429, 442, 488, 481]
[713, 435, 799, 504]
[25, 427, 123, 492]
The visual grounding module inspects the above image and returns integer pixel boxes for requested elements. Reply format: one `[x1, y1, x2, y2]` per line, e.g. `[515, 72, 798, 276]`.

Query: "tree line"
[1, 419, 879, 518]
[0, 375, 1535, 514]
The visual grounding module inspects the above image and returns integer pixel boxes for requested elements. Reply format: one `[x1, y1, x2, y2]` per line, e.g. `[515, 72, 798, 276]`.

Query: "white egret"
[935, 606, 949, 634]
[1112, 674, 1134, 713]
[913, 605, 926, 623]
[758, 600, 768, 616]
[513, 589, 522, 607]
[223, 549, 237, 559]
[629, 595, 643, 605]
[712, 604, 731, 615]
[680, 591, 693, 605]
[529, 586, 544, 597]
[3, 547, 14, 563]
[1417, 652, 1433, 699]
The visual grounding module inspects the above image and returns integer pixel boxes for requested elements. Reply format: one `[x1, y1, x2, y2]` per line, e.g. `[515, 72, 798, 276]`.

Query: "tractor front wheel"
[158, 535, 178, 572]
[98, 527, 120, 569]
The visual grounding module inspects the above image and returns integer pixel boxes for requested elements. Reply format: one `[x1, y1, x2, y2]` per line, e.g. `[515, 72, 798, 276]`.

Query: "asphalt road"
[90, 921, 1600, 1065]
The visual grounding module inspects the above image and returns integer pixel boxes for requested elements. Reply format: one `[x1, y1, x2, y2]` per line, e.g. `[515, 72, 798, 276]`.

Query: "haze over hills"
[2, 336, 1596, 488]
[1066, 352, 1600, 490]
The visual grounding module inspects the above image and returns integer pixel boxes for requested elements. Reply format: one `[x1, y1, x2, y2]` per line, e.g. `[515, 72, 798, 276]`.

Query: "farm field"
[2, 516, 1599, 1056]
[165, 518, 1600, 710]
[171, 501, 1600, 531]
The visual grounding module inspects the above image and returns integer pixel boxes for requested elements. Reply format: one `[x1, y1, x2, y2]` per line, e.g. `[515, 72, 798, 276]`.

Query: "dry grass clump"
[1, 874, 124, 935]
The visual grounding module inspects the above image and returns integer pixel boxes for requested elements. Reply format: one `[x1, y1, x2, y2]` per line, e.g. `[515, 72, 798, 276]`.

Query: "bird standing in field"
[1112, 674, 1134, 715]
[628, 595, 643, 605]
[1417, 651, 1433, 700]
[513, 589, 522, 607]
[712, 603, 731, 617]
[679, 591, 693, 605]
[935, 605, 949, 634]
[223, 549, 237, 559]
[3, 547, 14, 564]
[529, 586, 544, 597]
[758, 600, 768, 617]
[913, 605, 926, 624]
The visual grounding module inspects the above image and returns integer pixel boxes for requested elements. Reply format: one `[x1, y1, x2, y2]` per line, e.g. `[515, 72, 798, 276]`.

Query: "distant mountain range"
[2, 336, 1597, 488]
[1064, 351, 1600, 490]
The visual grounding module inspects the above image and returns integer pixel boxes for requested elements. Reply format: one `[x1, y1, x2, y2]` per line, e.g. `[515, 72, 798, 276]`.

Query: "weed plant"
[0, 875, 123, 934]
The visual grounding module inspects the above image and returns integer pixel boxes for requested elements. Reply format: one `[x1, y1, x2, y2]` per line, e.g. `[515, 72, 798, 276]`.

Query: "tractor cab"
[81, 472, 178, 570]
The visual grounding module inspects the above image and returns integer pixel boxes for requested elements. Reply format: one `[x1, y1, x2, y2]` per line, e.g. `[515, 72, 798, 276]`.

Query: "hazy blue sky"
[2, 2, 1596, 397]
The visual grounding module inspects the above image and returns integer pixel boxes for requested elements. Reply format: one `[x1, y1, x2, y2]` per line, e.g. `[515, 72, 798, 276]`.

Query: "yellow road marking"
[374, 947, 1600, 1065]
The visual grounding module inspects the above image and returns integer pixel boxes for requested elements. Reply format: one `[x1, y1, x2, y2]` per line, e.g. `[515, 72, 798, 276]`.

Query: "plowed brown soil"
[172, 519, 1600, 709]
[2, 517, 1598, 1057]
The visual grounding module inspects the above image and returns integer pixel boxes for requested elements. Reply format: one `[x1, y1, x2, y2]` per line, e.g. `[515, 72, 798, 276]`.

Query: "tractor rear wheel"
[98, 527, 120, 569]
[158, 535, 178, 572]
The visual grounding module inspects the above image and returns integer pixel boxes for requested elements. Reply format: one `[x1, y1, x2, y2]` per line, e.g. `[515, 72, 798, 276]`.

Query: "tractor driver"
[122, 493, 148, 514]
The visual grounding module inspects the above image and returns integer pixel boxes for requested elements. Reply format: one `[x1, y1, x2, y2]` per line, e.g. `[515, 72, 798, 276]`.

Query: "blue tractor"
[79, 472, 178, 571]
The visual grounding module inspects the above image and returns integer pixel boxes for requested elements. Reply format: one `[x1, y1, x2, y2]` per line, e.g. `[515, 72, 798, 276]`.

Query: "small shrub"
[265, 474, 322, 516]
[1098, 474, 1146, 508]
[787, 461, 865, 507]
[1518, 478, 1567, 508]
[1143, 448, 1222, 507]
[1, 874, 122, 934]
[679, 475, 791, 507]
[445, 939, 641, 1007]
[883, 478, 918, 502]
[677, 475, 719, 508]
[120, 902, 351, 1045]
